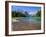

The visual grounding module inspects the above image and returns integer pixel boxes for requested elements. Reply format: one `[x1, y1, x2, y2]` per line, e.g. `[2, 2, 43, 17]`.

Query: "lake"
[12, 17, 41, 31]
[14, 17, 41, 24]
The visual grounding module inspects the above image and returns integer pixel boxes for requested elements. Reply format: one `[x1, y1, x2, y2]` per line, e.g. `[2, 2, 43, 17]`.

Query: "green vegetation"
[12, 11, 28, 17]
[12, 10, 41, 18]
[36, 10, 41, 17]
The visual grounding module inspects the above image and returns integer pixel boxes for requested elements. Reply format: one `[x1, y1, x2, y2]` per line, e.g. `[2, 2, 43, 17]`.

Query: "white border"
[9, 3, 44, 35]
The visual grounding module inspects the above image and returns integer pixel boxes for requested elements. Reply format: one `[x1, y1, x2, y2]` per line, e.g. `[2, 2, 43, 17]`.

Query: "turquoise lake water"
[16, 17, 41, 24]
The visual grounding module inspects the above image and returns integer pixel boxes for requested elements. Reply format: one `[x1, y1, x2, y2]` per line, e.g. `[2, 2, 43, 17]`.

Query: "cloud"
[28, 11, 37, 15]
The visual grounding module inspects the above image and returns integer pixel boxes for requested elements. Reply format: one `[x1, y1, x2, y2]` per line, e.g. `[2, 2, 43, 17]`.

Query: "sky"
[12, 5, 41, 15]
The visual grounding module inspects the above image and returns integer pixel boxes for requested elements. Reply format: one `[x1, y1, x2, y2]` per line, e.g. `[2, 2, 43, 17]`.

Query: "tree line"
[12, 10, 41, 17]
